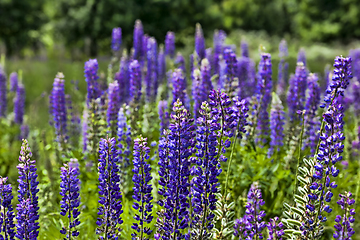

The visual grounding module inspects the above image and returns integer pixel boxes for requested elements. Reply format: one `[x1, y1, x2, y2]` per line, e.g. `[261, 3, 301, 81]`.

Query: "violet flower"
[195, 23, 205, 60]
[333, 192, 356, 239]
[268, 93, 285, 158]
[165, 31, 175, 58]
[146, 37, 158, 102]
[158, 100, 169, 134]
[171, 69, 187, 106]
[111, 27, 122, 52]
[129, 60, 142, 104]
[223, 48, 238, 97]
[107, 81, 121, 136]
[133, 20, 144, 60]
[266, 217, 284, 240]
[287, 62, 307, 121]
[14, 83, 25, 125]
[0, 177, 15, 240]
[157, 45, 166, 83]
[115, 51, 130, 103]
[9, 72, 18, 92]
[84, 59, 100, 107]
[213, 30, 226, 75]
[0, 66, 7, 117]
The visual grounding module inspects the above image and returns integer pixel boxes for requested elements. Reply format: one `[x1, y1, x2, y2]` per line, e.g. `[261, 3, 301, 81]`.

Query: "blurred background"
[1, 0, 360, 128]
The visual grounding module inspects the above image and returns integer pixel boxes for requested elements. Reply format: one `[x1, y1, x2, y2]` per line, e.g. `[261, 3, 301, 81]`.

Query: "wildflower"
[129, 60, 142, 104]
[0, 65, 7, 117]
[158, 100, 169, 134]
[165, 31, 175, 58]
[107, 81, 121, 135]
[59, 159, 81, 239]
[133, 20, 144, 60]
[96, 138, 123, 238]
[333, 192, 356, 239]
[268, 93, 285, 157]
[115, 50, 130, 103]
[117, 107, 132, 179]
[297, 48, 307, 66]
[172, 69, 187, 105]
[287, 62, 307, 121]
[111, 27, 122, 52]
[16, 139, 40, 240]
[195, 23, 205, 60]
[223, 48, 238, 97]
[9, 72, 18, 92]
[157, 46, 166, 82]
[213, 30, 226, 75]
[84, 59, 100, 106]
[237, 56, 256, 99]
[146, 37, 158, 102]
[131, 137, 153, 239]
[0, 177, 15, 240]
[277, 39, 289, 96]
[14, 83, 25, 125]
[266, 217, 285, 240]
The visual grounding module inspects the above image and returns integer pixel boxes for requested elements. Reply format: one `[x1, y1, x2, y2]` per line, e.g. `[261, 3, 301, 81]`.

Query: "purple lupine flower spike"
[14, 83, 25, 125]
[156, 99, 195, 239]
[96, 138, 123, 238]
[195, 23, 205, 60]
[223, 48, 238, 97]
[9, 72, 18, 92]
[304, 74, 321, 153]
[131, 137, 153, 239]
[0, 66, 7, 117]
[287, 62, 307, 121]
[201, 58, 213, 100]
[146, 37, 158, 102]
[190, 101, 222, 239]
[16, 139, 40, 240]
[111, 27, 122, 52]
[84, 59, 100, 106]
[115, 50, 130, 103]
[129, 60, 142, 104]
[158, 100, 169, 134]
[175, 53, 186, 76]
[142, 34, 149, 65]
[241, 40, 249, 58]
[277, 39, 288, 96]
[349, 48, 360, 82]
[213, 30, 226, 75]
[256, 53, 272, 146]
[50, 73, 68, 149]
[266, 217, 285, 240]
[133, 20, 144, 60]
[237, 56, 256, 99]
[234, 183, 266, 239]
[268, 93, 285, 158]
[171, 69, 187, 105]
[59, 159, 81, 239]
[117, 107, 132, 176]
[333, 192, 356, 239]
[20, 124, 30, 140]
[192, 69, 203, 118]
[157, 45, 166, 83]
[0, 177, 16, 240]
[297, 48, 307, 67]
[107, 81, 121, 135]
[165, 31, 175, 58]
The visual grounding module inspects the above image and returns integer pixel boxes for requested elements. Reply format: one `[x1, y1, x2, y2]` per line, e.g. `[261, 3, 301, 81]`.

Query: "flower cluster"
[333, 192, 356, 239]
[146, 37, 158, 102]
[133, 20, 144, 60]
[0, 177, 15, 240]
[16, 139, 40, 240]
[9, 72, 18, 92]
[84, 59, 100, 106]
[156, 99, 195, 240]
[107, 81, 121, 135]
[266, 217, 284, 240]
[172, 69, 187, 105]
[111, 27, 122, 52]
[115, 52, 130, 103]
[234, 183, 266, 239]
[287, 62, 307, 121]
[195, 23, 205, 60]
[131, 137, 153, 239]
[223, 48, 238, 97]
[129, 60, 142, 104]
[97, 138, 123, 238]
[165, 31, 175, 58]
[14, 83, 25, 125]
[213, 30, 226, 75]
[0, 65, 7, 117]
[158, 100, 169, 134]
[297, 48, 307, 66]
[268, 93, 285, 157]
[201, 58, 213, 98]
[192, 69, 203, 118]
[157, 46, 166, 82]
[237, 56, 256, 99]
[59, 159, 81, 239]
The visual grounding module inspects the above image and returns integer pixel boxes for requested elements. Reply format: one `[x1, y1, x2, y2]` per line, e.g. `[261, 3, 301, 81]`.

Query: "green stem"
[293, 112, 305, 197]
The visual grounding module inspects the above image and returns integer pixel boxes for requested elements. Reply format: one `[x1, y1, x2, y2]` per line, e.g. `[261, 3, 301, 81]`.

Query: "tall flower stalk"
[333, 192, 356, 239]
[0, 177, 15, 240]
[96, 138, 123, 239]
[16, 139, 40, 240]
[0, 65, 7, 117]
[131, 137, 153, 239]
[59, 159, 81, 239]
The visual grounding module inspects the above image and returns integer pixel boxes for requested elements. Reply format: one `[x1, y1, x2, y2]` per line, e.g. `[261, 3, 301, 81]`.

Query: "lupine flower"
[175, 53, 186, 77]
[266, 217, 285, 240]
[133, 20, 144, 60]
[205, 48, 213, 68]
[256, 53, 272, 146]
[20, 124, 30, 140]
[165, 31, 175, 58]
[156, 99, 195, 240]
[50, 73, 68, 148]
[142, 34, 149, 65]
[234, 183, 266, 239]
[146, 37, 158, 102]
[233, 96, 250, 139]
[0, 66, 7, 117]
[223, 48, 238, 97]
[14, 83, 25, 125]
[201, 58, 213, 99]
[333, 192, 356, 239]
[349, 48, 360, 82]
[304, 74, 321, 154]
[84, 59, 100, 106]
[192, 69, 203, 118]
[9, 72, 18, 92]
[131, 137, 153, 239]
[304, 57, 352, 235]
[157, 45, 166, 82]
[237, 56, 256, 99]
[111, 27, 122, 52]
[190, 101, 221, 239]
[59, 159, 81, 239]
[107, 81, 121, 135]
[171, 69, 187, 105]
[115, 51, 130, 103]
[195, 23, 205, 60]
[268, 93, 285, 157]
[213, 30, 226, 75]
[129, 60, 142, 104]
[241, 40, 249, 58]
[117, 107, 132, 177]
[287, 62, 307, 121]
[16, 139, 40, 240]
[96, 138, 123, 238]
[277, 39, 288, 96]
[158, 100, 169, 134]
[297, 48, 307, 66]
[0, 177, 15, 240]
